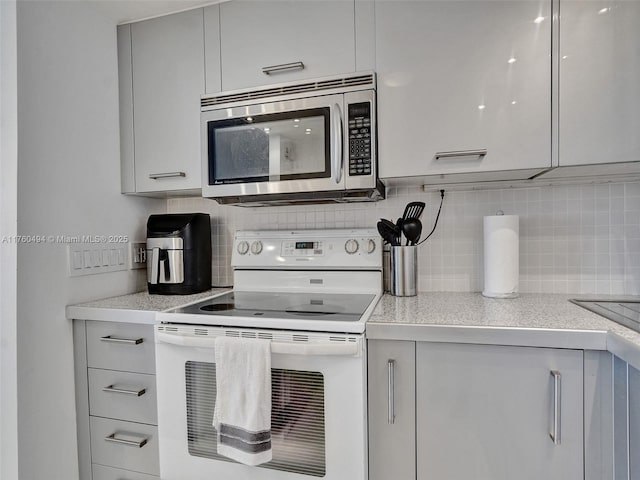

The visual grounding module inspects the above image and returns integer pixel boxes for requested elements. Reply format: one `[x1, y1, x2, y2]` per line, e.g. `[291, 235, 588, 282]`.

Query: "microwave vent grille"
[201, 73, 375, 109]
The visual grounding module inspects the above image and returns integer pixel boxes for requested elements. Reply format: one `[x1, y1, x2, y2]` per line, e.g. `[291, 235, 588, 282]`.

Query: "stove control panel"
[282, 241, 324, 257]
[232, 229, 382, 270]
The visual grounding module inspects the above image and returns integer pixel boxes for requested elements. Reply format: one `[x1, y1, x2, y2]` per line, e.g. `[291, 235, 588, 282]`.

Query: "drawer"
[89, 368, 157, 425]
[90, 417, 159, 476]
[86, 321, 155, 374]
[92, 464, 158, 480]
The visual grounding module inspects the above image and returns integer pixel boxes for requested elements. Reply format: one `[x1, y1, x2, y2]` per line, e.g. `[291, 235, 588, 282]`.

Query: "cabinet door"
[131, 9, 204, 193]
[629, 364, 640, 479]
[416, 343, 583, 480]
[376, 0, 551, 179]
[219, 1, 355, 91]
[559, 0, 640, 166]
[367, 340, 415, 480]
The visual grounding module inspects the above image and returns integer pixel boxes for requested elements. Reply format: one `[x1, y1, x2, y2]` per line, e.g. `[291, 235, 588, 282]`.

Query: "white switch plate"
[130, 241, 146, 270]
[67, 242, 129, 277]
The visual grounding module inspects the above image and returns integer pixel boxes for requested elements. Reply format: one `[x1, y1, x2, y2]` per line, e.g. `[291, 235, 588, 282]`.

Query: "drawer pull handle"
[100, 335, 143, 345]
[262, 61, 305, 75]
[105, 433, 148, 448]
[102, 385, 146, 397]
[388, 359, 396, 425]
[434, 149, 487, 160]
[148, 171, 186, 179]
[550, 370, 562, 445]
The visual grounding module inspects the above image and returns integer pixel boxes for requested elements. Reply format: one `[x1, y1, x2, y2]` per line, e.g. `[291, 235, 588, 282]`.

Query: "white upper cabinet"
[218, 0, 357, 91]
[376, 0, 552, 182]
[129, 9, 205, 194]
[559, 0, 640, 166]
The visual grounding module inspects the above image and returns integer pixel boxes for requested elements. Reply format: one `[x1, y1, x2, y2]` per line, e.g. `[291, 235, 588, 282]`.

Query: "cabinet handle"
[550, 370, 561, 445]
[434, 149, 487, 160]
[262, 61, 305, 75]
[100, 335, 143, 345]
[105, 432, 148, 448]
[388, 359, 396, 425]
[102, 385, 146, 397]
[148, 171, 186, 179]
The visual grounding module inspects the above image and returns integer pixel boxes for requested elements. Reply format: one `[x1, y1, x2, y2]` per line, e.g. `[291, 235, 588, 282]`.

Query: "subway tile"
[168, 182, 640, 294]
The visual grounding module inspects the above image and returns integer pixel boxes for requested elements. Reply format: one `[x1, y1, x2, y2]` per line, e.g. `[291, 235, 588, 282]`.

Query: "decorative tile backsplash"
[168, 181, 640, 295]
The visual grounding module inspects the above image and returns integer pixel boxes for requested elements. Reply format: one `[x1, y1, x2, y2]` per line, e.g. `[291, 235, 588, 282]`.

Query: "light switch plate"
[67, 242, 129, 277]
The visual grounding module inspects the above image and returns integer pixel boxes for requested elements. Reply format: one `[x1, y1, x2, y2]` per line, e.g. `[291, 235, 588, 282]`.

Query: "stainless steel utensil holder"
[390, 246, 417, 297]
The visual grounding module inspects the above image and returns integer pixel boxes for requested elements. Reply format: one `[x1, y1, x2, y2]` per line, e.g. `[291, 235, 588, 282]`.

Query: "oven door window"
[185, 361, 326, 477]
[207, 108, 331, 185]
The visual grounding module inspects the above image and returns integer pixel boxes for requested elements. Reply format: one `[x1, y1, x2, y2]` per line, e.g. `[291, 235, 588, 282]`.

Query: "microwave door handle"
[332, 103, 343, 184]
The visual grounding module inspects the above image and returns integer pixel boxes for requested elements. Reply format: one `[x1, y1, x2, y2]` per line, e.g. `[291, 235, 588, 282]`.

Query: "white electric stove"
[155, 229, 381, 480]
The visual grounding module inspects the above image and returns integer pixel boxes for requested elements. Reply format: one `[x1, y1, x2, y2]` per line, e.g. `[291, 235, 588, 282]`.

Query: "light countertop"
[66, 288, 230, 324]
[67, 289, 640, 369]
[367, 292, 640, 369]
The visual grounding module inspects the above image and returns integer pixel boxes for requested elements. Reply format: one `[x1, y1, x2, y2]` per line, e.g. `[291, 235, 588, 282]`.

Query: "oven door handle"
[155, 331, 359, 356]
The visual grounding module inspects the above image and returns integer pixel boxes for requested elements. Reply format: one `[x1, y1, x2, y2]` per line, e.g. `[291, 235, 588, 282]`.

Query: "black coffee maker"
[146, 213, 212, 295]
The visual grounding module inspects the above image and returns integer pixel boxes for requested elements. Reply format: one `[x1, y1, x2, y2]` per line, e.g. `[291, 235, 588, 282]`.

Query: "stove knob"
[366, 238, 377, 254]
[250, 241, 263, 255]
[237, 241, 249, 255]
[345, 239, 359, 255]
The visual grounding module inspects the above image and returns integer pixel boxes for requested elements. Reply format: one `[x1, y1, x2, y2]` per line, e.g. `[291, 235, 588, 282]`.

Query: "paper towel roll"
[483, 214, 519, 298]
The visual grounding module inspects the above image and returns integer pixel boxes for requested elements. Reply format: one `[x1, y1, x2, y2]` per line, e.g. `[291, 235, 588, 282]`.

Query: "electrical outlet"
[131, 242, 147, 269]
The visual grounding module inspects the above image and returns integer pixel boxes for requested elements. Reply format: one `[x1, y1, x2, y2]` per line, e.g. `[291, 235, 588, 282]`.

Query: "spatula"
[401, 201, 426, 221]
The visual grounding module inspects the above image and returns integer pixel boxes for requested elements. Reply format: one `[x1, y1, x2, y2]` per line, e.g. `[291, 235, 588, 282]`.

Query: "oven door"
[201, 94, 345, 199]
[154, 324, 367, 480]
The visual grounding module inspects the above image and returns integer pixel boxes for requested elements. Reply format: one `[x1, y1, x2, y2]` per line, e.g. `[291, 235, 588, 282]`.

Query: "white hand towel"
[213, 336, 272, 466]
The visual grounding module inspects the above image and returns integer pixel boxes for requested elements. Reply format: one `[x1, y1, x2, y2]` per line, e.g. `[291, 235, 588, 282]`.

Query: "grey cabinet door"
[559, 0, 640, 166]
[131, 9, 204, 193]
[630, 365, 640, 480]
[367, 340, 415, 480]
[375, 0, 551, 180]
[219, 0, 356, 91]
[416, 343, 584, 480]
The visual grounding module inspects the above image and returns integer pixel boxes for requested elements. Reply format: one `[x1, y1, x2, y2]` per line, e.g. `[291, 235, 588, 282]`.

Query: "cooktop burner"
[173, 291, 376, 323]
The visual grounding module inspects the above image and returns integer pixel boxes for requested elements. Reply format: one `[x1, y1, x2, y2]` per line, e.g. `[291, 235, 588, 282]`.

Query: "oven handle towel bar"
[155, 331, 359, 356]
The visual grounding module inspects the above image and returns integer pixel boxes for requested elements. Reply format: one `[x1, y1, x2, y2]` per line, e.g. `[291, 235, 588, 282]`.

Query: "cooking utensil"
[402, 218, 422, 246]
[377, 219, 400, 246]
[402, 201, 426, 221]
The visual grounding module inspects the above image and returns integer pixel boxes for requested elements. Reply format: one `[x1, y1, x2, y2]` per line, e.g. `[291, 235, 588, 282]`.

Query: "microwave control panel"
[348, 102, 372, 176]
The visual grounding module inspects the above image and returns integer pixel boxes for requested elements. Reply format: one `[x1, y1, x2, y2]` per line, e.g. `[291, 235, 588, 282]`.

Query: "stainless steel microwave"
[200, 72, 385, 205]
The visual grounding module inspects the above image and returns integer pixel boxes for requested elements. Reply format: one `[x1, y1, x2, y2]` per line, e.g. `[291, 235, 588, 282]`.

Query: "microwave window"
[208, 108, 331, 185]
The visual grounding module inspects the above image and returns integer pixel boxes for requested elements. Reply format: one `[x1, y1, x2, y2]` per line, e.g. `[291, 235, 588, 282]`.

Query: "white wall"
[16, 2, 164, 478]
[169, 181, 640, 295]
[0, 0, 19, 478]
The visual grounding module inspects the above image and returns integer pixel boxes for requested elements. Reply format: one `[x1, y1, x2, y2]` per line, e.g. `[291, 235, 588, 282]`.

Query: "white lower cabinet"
[613, 356, 640, 479]
[367, 340, 415, 480]
[416, 343, 584, 480]
[368, 340, 584, 480]
[74, 320, 159, 480]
